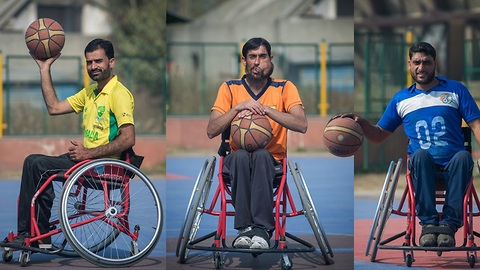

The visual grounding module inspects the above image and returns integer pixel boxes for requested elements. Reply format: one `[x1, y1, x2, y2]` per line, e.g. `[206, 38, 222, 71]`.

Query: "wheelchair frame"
[1, 153, 163, 268]
[365, 157, 480, 268]
[175, 139, 334, 269]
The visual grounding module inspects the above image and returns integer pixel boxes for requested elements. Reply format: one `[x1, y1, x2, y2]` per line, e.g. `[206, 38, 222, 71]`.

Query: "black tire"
[405, 253, 413, 267]
[2, 250, 12, 262]
[288, 160, 333, 265]
[370, 159, 403, 262]
[19, 252, 29, 267]
[59, 159, 163, 267]
[281, 255, 293, 270]
[469, 254, 476, 268]
[213, 252, 222, 269]
[177, 157, 216, 263]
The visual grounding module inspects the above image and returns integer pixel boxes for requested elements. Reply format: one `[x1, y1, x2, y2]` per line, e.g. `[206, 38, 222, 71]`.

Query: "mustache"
[89, 69, 102, 74]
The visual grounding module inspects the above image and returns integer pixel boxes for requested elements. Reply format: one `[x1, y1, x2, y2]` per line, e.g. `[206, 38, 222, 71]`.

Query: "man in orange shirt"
[207, 37, 307, 249]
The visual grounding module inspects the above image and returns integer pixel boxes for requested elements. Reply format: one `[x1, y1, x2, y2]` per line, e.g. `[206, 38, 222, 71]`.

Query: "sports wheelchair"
[0, 149, 163, 267]
[365, 128, 480, 268]
[176, 130, 334, 269]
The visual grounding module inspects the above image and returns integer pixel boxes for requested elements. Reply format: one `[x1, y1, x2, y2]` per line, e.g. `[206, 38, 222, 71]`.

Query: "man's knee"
[411, 149, 433, 161]
[23, 154, 43, 169]
[251, 148, 271, 161]
[228, 149, 251, 168]
[410, 149, 434, 167]
[450, 150, 473, 167]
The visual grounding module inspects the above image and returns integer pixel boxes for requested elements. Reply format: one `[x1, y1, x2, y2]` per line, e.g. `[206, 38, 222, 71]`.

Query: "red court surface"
[355, 218, 479, 269]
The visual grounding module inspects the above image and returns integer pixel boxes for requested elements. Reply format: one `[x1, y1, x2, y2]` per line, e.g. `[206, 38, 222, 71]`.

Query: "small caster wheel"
[281, 254, 292, 270]
[437, 251, 442, 257]
[213, 252, 222, 269]
[405, 253, 413, 267]
[19, 252, 30, 267]
[252, 252, 260, 258]
[468, 254, 476, 268]
[2, 250, 13, 262]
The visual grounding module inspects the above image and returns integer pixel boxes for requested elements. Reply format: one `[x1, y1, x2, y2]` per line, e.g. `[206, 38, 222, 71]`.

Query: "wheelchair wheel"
[365, 160, 397, 256]
[58, 159, 163, 267]
[50, 179, 106, 257]
[288, 160, 333, 265]
[177, 156, 216, 263]
[370, 158, 403, 262]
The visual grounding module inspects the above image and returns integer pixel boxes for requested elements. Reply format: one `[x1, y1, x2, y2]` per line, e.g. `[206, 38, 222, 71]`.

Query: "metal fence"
[166, 41, 354, 116]
[355, 32, 480, 170]
[2, 54, 165, 136]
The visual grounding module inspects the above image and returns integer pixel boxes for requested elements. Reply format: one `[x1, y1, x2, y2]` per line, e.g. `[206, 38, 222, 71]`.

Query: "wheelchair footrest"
[0, 241, 62, 255]
[186, 231, 316, 254]
[378, 244, 480, 252]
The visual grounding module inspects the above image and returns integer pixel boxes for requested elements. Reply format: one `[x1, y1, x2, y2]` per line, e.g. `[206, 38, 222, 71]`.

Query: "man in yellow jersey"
[207, 37, 307, 249]
[11, 39, 135, 249]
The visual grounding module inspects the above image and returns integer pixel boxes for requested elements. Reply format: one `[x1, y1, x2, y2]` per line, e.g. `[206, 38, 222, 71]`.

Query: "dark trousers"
[409, 149, 473, 231]
[223, 149, 278, 231]
[17, 153, 76, 235]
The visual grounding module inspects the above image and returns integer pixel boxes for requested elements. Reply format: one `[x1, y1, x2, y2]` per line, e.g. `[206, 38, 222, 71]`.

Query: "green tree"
[106, 0, 166, 134]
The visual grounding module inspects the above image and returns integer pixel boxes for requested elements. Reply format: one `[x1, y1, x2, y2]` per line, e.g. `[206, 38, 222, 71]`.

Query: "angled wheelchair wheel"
[58, 159, 163, 267]
[177, 156, 216, 263]
[288, 160, 334, 265]
[365, 160, 398, 257]
[370, 158, 403, 262]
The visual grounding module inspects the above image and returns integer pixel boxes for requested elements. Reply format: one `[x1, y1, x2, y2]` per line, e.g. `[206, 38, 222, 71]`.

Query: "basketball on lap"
[231, 114, 273, 152]
[25, 18, 65, 60]
[323, 116, 364, 157]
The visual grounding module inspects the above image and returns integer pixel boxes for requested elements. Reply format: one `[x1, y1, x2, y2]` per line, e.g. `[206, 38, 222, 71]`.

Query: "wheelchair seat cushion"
[222, 163, 284, 187]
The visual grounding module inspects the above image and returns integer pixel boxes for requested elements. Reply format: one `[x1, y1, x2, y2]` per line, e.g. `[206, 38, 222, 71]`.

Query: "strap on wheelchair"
[420, 225, 454, 237]
[121, 147, 144, 169]
[462, 126, 472, 153]
[218, 128, 231, 157]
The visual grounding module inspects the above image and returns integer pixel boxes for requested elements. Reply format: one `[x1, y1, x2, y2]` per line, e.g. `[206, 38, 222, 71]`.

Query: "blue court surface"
[0, 178, 166, 269]
[166, 155, 354, 239]
[166, 154, 354, 269]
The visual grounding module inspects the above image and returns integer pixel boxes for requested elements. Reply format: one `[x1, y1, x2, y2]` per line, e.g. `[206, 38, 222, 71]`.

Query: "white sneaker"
[250, 235, 269, 249]
[233, 236, 252, 248]
[233, 226, 253, 248]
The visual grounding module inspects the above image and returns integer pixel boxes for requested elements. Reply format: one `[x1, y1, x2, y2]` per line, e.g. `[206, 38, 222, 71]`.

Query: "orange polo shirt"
[212, 76, 304, 161]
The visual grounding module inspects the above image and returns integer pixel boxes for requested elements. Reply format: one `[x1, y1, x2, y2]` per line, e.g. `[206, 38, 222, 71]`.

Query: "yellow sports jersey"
[67, 75, 134, 159]
[212, 76, 304, 161]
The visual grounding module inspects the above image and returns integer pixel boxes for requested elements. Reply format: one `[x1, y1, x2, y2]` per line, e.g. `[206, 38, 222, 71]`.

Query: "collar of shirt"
[93, 75, 118, 96]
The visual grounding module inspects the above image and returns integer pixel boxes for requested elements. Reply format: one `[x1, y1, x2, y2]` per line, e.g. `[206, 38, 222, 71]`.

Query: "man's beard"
[89, 67, 111, 81]
[411, 69, 435, 86]
[245, 63, 274, 83]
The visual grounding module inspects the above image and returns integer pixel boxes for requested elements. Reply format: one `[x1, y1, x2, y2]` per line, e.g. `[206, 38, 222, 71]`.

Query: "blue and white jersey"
[378, 77, 480, 165]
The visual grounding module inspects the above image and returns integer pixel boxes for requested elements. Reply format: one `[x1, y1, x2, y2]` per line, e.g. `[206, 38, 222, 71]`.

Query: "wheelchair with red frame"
[0, 149, 163, 267]
[175, 129, 334, 269]
[365, 127, 480, 268]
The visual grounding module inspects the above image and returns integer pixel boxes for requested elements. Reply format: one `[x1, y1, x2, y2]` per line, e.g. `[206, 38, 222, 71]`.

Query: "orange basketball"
[231, 114, 273, 152]
[25, 18, 65, 60]
[323, 116, 364, 157]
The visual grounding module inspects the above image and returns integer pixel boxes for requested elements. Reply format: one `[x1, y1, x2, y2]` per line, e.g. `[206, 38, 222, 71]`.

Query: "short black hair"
[84, 38, 114, 59]
[409, 42, 436, 60]
[242, 37, 272, 58]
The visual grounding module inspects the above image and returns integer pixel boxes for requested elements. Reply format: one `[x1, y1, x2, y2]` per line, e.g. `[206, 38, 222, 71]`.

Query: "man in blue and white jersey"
[347, 42, 480, 247]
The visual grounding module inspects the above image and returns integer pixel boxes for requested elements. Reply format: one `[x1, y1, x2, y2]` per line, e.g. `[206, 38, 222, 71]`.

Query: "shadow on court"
[166, 155, 354, 269]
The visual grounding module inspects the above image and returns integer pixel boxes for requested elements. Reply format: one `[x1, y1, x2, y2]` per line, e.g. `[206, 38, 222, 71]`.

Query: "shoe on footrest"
[437, 225, 455, 247]
[233, 226, 253, 248]
[419, 224, 438, 247]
